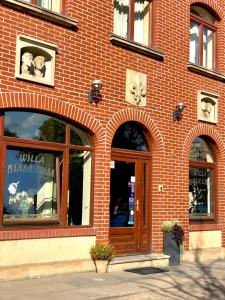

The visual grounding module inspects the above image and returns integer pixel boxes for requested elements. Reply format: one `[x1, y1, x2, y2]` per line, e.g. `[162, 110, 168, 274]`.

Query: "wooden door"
[109, 154, 151, 255]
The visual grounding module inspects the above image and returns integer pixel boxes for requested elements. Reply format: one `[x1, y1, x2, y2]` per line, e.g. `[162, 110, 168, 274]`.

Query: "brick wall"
[0, 0, 225, 254]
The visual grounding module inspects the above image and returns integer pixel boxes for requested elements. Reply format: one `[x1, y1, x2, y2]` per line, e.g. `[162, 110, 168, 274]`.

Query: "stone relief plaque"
[15, 35, 57, 86]
[197, 91, 218, 124]
[125, 69, 147, 106]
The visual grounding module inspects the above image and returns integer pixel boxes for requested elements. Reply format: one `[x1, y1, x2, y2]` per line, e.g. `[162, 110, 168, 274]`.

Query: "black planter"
[163, 232, 181, 266]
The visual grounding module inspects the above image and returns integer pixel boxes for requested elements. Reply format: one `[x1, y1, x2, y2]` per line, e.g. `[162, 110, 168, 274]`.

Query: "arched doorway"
[110, 122, 152, 255]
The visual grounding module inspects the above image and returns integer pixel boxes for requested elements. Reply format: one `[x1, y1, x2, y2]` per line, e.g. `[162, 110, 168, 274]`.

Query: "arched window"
[189, 136, 217, 220]
[112, 121, 149, 151]
[0, 111, 92, 226]
[190, 4, 217, 70]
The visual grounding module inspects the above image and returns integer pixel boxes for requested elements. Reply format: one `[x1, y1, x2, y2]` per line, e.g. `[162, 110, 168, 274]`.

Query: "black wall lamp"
[173, 102, 186, 121]
[88, 80, 103, 105]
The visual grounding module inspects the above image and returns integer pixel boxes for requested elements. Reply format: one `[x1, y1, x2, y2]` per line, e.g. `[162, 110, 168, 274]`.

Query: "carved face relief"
[125, 70, 147, 106]
[15, 35, 57, 87]
[197, 91, 218, 123]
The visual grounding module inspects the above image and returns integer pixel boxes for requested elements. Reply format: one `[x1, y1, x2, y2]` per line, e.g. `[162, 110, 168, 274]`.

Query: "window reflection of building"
[2, 111, 92, 226]
[189, 136, 216, 219]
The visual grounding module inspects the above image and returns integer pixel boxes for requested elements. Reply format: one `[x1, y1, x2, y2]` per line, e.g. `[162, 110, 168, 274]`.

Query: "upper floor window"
[1, 111, 92, 227]
[190, 5, 217, 70]
[189, 136, 217, 220]
[113, 0, 152, 47]
[23, 0, 62, 13]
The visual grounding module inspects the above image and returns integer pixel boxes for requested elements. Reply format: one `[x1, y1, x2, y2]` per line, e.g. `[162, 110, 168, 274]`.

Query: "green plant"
[89, 242, 115, 262]
[162, 221, 185, 246]
[161, 221, 175, 232]
[171, 223, 185, 246]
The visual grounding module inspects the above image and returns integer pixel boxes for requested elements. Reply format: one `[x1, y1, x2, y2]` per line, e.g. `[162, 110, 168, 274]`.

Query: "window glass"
[190, 21, 200, 64]
[114, 0, 151, 46]
[4, 147, 61, 223]
[114, 0, 129, 39]
[191, 5, 216, 23]
[134, 0, 150, 46]
[203, 27, 213, 69]
[37, 0, 61, 13]
[4, 111, 66, 143]
[110, 161, 135, 227]
[2, 111, 92, 227]
[190, 5, 216, 70]
[70, 126, 91, 146]
[112, 122, 149, 151]
[189, 168, 214, 218]
[68, 150, 91, 226]
[189, 137, 216, 219]
[190, 137, 214, 162]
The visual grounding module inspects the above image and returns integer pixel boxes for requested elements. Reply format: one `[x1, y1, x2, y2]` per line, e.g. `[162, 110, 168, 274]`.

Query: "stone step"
[108, 254, 170, 272]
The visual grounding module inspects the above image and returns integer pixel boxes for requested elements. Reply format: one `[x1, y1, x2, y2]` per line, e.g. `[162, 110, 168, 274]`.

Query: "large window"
[189, 137, 216, 220]
[113, 0, 152, 46]
[190, 5, 217, 70]
[0, 111, 92, 226]
[23, 0, 62, 13]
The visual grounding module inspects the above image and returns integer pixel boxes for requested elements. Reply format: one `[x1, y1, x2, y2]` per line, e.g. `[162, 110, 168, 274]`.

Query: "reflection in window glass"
[190, 137, 214, 162]
[189, 168, 214, 217]
[110, 161, 135, 227]
[4, 111, 66, 143]
[190, 22, 200, 64]
[68, 150, 91, 226]
[112, 122, 149, 151]
[37, 0, 61, 13]
[134, 1, 150, 46]
[114, 0, 129, 39]
[203, 27, 213, 69]
[70, 126, 90, 146]
[114, 0, 151, 46]
[4, 148, 62, 222]
[191, 5, 216, 24]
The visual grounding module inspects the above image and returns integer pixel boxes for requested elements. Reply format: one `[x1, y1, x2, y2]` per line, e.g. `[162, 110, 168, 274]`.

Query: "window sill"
[1, 0, 78, 29]
[109, 34, 164, 61]
[0, 226, 96, 240]
[189, 223, 222, 231]
[187, 63, 225, 82]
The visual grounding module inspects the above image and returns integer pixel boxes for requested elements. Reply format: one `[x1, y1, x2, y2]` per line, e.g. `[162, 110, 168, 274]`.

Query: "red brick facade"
[0, 0, 225, 256]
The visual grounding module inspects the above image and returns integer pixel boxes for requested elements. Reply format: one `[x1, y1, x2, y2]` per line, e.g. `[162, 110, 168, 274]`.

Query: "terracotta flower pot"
[94, 260, 109, 273]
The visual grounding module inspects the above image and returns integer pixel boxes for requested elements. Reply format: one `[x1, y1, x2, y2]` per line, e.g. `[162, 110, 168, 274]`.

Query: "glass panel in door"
[110, 160, 135, 228]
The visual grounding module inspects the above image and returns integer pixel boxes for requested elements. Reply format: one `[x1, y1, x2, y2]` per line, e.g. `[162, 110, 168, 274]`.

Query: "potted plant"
[89, 242, 115, 273]
[161, 221, 185, 266]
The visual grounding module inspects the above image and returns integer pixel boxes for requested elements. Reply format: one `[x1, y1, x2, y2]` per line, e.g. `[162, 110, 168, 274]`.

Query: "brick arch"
[188, 0, 224, 20]
[0, 92, 105, 143]
[105, 108, 165, 156]
[182, 124, 225, 160]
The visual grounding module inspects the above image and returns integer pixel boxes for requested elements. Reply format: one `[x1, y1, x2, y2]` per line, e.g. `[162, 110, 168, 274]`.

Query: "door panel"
[110, 156, 151, 255]
[110, 160, 135, 228]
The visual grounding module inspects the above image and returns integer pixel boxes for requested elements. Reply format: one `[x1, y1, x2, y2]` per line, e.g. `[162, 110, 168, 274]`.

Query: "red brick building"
[0, 0, 225, 278]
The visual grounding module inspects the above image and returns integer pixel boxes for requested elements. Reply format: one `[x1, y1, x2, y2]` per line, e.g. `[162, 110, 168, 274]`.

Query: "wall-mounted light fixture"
[173, 102, 185, 121]
[88, 80, 103, 105]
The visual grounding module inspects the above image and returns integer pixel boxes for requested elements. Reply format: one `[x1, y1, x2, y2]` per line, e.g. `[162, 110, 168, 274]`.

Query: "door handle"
[136, 199, 139, 212]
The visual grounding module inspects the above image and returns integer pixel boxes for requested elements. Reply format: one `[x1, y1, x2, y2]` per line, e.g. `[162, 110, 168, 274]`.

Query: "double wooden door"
[109, 152, 151, 255]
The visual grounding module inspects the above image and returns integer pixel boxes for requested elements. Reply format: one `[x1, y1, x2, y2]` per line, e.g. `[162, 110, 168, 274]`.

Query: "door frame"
[110, 148, 152, 254]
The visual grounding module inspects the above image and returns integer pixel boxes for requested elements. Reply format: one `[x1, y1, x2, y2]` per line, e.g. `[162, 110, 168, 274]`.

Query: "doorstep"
[108, 254, 170, 272]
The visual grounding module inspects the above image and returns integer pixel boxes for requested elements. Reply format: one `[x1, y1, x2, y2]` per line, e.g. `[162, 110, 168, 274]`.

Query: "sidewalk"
[0, 260, 224, 300]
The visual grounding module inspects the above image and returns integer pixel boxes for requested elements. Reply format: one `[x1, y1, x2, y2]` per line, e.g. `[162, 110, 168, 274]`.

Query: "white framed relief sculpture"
[197, 91, 218, 124]
[125, 69, 147, 106]
[15, 35, 57, 86]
